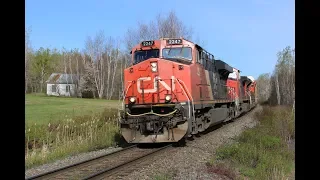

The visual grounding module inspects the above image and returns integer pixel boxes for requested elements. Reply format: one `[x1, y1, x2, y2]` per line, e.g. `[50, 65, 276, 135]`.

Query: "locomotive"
[119, 38, 257, 143]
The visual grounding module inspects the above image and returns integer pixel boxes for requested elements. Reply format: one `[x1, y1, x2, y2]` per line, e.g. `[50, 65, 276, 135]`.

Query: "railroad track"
[26, 144, 172, 180]
[25, 108, 258, 180]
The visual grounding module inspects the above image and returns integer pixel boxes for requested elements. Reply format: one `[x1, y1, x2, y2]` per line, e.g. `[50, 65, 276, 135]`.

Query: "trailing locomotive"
[119, 38, 257, 143]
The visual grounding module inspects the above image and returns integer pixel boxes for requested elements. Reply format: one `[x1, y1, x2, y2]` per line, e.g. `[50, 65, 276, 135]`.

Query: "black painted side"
[207, 60, 233, 100]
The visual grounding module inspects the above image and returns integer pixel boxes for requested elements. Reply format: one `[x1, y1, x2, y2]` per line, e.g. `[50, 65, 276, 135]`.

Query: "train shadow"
[114, 132, 131, 148]
[137, 142, 173, 149]
[182, 123, 224, 146]
[181, 106, 257, 146]
[114, 132, 185, 149]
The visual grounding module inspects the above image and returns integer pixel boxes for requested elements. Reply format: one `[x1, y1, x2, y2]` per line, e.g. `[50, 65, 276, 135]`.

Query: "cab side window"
[196, 49, 203, 65]
[195, 49, 199, 63]
[196, 48, 215, 72]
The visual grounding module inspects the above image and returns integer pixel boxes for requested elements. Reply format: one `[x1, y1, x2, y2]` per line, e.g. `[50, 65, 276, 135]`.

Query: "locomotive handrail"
[126, 109, 178, 117]
[122, 81, 133, 110]
[176, 78, 195, 119]
[175, 79, 191, 118]
[246, 91, 252, 104]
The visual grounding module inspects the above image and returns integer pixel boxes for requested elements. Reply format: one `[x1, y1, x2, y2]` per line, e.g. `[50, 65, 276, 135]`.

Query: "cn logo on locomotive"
[137, 76, 176, 93]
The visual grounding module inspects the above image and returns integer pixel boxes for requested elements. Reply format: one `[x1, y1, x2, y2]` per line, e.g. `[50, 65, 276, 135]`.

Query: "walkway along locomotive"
[119, 38, 257, 143]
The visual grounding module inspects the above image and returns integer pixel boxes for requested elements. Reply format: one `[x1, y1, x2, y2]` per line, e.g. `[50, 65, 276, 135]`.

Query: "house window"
[66, 85, 70, 93]
[52, 85, 57, 92]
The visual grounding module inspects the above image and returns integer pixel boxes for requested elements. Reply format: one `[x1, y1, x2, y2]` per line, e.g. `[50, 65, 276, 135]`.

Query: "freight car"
[119, 38, 257, 143]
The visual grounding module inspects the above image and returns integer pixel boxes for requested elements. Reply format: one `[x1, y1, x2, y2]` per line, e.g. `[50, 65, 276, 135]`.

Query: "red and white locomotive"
[120, 38, 257, 143]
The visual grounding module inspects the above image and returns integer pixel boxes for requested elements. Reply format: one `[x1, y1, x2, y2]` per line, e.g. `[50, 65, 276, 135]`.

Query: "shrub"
[209, 105, 295, 179]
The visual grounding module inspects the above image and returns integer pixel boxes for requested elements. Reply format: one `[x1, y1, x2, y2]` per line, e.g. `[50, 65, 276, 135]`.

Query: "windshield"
[134, 49, 159, 64]
[162, 47, 192, 61]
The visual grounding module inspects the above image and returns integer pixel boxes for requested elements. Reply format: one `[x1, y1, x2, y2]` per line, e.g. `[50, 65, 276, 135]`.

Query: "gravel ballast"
[25, 105, 261, 179]
[125, 106, 262, 180]
[25, 146, 123, 179]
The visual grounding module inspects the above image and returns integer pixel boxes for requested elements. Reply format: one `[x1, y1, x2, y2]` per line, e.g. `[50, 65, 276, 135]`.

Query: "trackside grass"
[207, 106, 295, 180]
[25, 108, 122, 168]
[25, 94, 124, 169]
[152, 173, 174, 180]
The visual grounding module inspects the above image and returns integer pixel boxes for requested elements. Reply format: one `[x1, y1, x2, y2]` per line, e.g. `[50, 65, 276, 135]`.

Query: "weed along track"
[25, 144, 172, 180]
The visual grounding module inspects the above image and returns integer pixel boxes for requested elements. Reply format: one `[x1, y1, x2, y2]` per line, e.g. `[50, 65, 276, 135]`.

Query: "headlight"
[150, 62, 157, 72]
[165, 95, 172, 102]
[129, 97, 136, 103]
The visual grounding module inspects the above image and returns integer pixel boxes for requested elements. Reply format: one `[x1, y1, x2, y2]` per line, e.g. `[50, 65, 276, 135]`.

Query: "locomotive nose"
[149, 58, 159, 73]
[130, 58, 176, 104]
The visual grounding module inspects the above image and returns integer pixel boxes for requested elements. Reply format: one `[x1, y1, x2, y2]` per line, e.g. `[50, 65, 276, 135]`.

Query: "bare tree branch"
[124, 10, 194, 52]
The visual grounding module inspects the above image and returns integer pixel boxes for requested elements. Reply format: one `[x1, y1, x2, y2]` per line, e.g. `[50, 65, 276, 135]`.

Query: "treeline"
[26, 10, 295, 103]
[256, 46, 295, 106]
[25, 11, 202, 99]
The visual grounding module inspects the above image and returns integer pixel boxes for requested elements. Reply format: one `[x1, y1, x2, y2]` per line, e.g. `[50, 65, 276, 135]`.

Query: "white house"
[46, 73, 79, 97]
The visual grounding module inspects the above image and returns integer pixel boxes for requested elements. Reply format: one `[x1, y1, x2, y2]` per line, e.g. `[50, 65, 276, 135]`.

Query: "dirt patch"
[206, 162, 237, 180]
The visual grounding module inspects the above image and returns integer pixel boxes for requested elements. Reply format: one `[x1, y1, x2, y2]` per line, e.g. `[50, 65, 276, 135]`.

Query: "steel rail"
[83, 144, 173, 180]
[25, 145, 137, 180]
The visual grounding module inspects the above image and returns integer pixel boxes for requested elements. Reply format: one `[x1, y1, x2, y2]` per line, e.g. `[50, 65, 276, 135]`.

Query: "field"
[25, 94, 122, 168]
[25, 94, 121, 125]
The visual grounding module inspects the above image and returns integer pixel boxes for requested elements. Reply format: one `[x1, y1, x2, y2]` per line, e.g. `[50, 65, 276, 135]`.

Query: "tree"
[84, 31, 106, 99]
[259, 46, 295, 106]
[84, 31, 121, 99]
[273, 46, 295, 105]
[124, 10, 194, 52]
[79, 53, 96, 98]
[25, 27, 32, 93]
[70, 49, 84, 96]
[256, 73, 271, 103]
[104, 40, 121, 100]
[31, 48, 55, 93]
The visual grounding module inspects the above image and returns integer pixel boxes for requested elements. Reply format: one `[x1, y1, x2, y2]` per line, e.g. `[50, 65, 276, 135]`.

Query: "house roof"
[46, 73, 79, 84]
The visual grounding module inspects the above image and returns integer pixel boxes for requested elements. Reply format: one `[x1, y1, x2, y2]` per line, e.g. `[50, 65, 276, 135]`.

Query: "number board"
[167, 39, 182, 45]
[141, 41, 154, 47]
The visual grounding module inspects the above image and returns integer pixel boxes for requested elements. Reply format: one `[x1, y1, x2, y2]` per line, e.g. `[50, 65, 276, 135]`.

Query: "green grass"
[152, 173, 174, 180]
[208, 106, 295, 180]
[25, 94, 124, 169]
[25, 93, 121, 125]
[25, 108, 122, 169]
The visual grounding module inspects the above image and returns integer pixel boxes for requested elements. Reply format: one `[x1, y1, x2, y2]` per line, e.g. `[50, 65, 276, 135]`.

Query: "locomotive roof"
[240, 76, 253, 86]
[131, 37, 216, 58]
[215, 60, 233, 74]
[247, 76, 255, 82]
